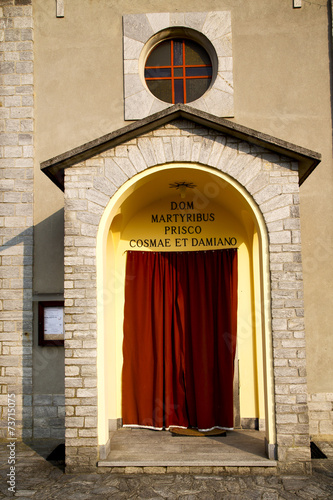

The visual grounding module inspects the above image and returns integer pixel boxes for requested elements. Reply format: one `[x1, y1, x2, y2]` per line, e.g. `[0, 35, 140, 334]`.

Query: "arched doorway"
[122, 248, 238, 431]
[96, 163, 275, 459]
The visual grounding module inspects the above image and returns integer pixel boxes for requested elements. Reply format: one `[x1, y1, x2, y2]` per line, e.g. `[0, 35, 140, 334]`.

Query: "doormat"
[169, 427, 227, 437]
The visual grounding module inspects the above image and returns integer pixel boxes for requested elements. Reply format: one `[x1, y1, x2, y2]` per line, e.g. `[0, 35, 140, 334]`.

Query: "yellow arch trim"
[96, 163, 275, 455]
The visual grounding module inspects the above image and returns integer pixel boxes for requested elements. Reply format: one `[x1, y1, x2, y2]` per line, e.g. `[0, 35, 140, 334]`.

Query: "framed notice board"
[38, 301, 64, 346]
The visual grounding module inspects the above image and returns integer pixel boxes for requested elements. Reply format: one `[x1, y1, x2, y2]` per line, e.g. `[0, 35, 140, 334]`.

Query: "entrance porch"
[41, 106, 321, 470]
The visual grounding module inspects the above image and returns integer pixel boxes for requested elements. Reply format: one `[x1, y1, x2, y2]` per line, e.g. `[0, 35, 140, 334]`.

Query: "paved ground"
[0, 442, 332, 499]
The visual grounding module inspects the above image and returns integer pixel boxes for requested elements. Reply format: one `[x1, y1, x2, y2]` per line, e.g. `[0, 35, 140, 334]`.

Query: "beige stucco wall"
[33, 1, 333, 394]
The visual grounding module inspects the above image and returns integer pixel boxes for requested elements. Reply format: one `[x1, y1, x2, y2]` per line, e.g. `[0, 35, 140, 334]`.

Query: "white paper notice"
[44, 306, 64, 336]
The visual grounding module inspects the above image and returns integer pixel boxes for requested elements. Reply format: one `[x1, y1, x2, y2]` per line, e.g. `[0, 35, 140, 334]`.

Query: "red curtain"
[122, 249, 238, 431]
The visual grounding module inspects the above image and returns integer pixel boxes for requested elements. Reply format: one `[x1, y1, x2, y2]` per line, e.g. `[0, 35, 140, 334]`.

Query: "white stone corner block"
[124, 90, 155, 121]
[203, 11, 231, 41]
[146, 13, 171, 34]
[123, 14, 154, 44]
[170, 12, 186, 26]
[56, 0, 64, 18]
[124, 74, 144, 98]
[184, 12, 207, 32]
[149, 98, 170, 116]
[123, 37, 144, 61]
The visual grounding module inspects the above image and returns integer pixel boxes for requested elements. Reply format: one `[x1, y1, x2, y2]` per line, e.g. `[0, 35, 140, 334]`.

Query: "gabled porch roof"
[41, 104, 321, 191]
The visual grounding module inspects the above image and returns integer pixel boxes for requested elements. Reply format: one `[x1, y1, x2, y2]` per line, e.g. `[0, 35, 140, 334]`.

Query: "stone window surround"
[123, 11, 234, 120]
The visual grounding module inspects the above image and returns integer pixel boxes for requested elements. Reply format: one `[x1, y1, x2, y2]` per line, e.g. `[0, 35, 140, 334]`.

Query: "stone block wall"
[64, 120, 311, 470]
[308, 392, 333, 437]
[33, 394, 65, 439]
[0, 0, 34, 440]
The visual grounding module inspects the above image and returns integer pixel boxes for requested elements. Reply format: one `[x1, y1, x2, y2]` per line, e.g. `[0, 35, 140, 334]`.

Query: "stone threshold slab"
[98, 428, 276, 469]
[98, 459, 277, 467]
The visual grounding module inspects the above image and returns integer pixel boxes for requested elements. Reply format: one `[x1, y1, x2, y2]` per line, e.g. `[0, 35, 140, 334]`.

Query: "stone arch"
[95, 160, 277, 458]
[64, 120, 310, 469]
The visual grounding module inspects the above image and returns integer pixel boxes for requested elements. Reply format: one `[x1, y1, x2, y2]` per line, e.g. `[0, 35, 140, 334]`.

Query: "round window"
[144, 38, 212, 104]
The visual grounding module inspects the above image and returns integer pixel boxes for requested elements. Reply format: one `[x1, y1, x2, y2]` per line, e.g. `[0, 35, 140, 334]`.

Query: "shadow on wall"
[31, 209, 65, 455]
[1, 209, 65, 457]
[1, 223, 34, 444]
[34, 208, 64, 293]
[328, 1, 333, 155]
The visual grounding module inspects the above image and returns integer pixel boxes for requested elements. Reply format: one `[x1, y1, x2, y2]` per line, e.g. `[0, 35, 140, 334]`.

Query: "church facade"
[1, 0, 332, 473]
